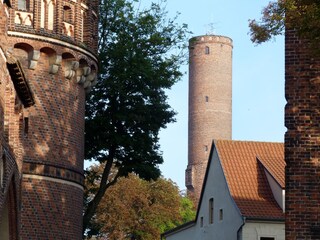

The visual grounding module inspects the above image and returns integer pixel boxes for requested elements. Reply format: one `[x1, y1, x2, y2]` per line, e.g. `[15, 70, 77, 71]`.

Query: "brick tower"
[0, 0, 98, 239]
[186, 35, 233, 202]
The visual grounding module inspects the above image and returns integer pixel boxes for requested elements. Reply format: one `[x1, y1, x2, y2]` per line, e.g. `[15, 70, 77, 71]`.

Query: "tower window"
[204, 145, 208, 152]
[24, 117, 29, 135]
[18, 0, 29, 10]
[200, 217, 203, 227]
[209, 198, 214, 224]
[205, 46, 210, 55]
[260, 238, 275, 240]
[0, 154, 6, 191]
[4, 0, 12, 7]
[63, 6, 73, 23]
[205, 96, 209, 102]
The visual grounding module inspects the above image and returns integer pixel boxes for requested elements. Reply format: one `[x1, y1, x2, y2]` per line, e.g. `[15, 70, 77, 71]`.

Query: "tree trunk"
[285, 28, 320, 239]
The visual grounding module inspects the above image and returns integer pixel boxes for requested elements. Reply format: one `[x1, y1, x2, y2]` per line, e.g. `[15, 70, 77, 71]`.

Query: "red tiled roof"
[215, 140, 285, 220]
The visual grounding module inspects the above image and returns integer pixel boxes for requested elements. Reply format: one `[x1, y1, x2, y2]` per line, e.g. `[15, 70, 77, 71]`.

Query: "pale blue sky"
[151, 0, 286, 189]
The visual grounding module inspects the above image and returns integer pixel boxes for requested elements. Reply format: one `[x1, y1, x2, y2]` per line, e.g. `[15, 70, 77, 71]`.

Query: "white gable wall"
[194, 148, 244, 239]
[165, 147, 243, 240]
[241, 222, 285, 240]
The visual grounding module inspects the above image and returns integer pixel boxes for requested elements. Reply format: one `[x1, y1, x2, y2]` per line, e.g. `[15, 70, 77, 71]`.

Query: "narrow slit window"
[260, 238, 275, 240]
[200, 217, 203, 227]
[205, 46, 210, 54]
[24, 117, 29, 135]
[209, 198, 214, 224]
[205, 96, 209, 102]
[204, 145, 208, 152]
[0, 154, 6, 191]
[219, 209, 223, 221]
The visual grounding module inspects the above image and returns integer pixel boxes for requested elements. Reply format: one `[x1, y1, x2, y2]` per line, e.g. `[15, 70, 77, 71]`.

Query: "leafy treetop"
[249, 0, 320, 44]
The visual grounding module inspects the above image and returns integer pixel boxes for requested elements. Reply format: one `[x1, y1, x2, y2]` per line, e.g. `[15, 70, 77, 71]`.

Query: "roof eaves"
[245, 216, 285, 222]
[161, 220, 196, 238]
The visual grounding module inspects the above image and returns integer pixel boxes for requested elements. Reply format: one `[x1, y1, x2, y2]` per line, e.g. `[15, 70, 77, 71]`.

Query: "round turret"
[186, 35, 233, 201]
[4, 0, 98, 238]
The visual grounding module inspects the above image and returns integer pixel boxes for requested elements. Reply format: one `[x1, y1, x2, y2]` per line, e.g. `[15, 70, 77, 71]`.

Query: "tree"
[84, 166, 195, 240]
[83, 0, 190, 234]
[249, 1, 320, 238]
[249, 0, 320, 45]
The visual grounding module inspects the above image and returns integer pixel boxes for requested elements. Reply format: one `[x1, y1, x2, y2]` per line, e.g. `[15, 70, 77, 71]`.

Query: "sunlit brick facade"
[186, 35, 233, 203]
[0, 0, 98, 238]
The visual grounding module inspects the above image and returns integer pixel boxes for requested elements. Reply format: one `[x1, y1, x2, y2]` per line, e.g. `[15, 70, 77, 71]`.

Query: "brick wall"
[285, 29, 320, 239]
[0, 0, 98, 238]
[186, 35, 233, 203]
[0, 2, 21, 239]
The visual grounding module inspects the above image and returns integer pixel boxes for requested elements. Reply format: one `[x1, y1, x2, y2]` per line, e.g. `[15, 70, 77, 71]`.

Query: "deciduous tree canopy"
[249, 0, 320, 45]
[85, 167, 195, 240]
[83, 0, 190, 234]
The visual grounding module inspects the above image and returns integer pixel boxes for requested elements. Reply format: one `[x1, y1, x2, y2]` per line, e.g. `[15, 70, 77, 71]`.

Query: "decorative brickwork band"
[23, 162, 84, 186]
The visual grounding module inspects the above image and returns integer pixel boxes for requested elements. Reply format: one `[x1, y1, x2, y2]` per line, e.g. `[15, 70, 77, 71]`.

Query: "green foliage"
[85, 170, 195, 240]
[83, 0, 190, 234]
[86, 0, 189, 180]
[249, 0, 320, 44]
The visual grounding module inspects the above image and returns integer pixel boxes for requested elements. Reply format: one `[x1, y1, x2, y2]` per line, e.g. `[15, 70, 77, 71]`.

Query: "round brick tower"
[186, 35, 233, 202]
[5, 0, 98, 238]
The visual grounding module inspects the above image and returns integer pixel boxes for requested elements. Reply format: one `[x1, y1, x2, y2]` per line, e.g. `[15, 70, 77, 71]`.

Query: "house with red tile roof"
[162, 140, 285, 240]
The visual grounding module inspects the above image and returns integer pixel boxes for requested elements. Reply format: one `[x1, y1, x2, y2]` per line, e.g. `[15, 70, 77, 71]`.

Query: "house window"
[260, 237, 275, 240]
[205, 46, 210, 55]
[200, 217, 203, 227]
[209, 198, 214, 224]
[219, 209, 223, 221]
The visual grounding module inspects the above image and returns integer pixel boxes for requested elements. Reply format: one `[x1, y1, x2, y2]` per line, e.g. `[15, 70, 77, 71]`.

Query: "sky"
[143, 0, 287, 190]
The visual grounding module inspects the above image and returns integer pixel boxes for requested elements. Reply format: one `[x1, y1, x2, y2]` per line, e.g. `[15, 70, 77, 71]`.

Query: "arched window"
[205, 46, 210, 55]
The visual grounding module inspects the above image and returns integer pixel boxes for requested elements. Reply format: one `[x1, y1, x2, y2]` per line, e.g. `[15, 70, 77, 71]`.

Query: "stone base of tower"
[20, 175, 83, 239]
